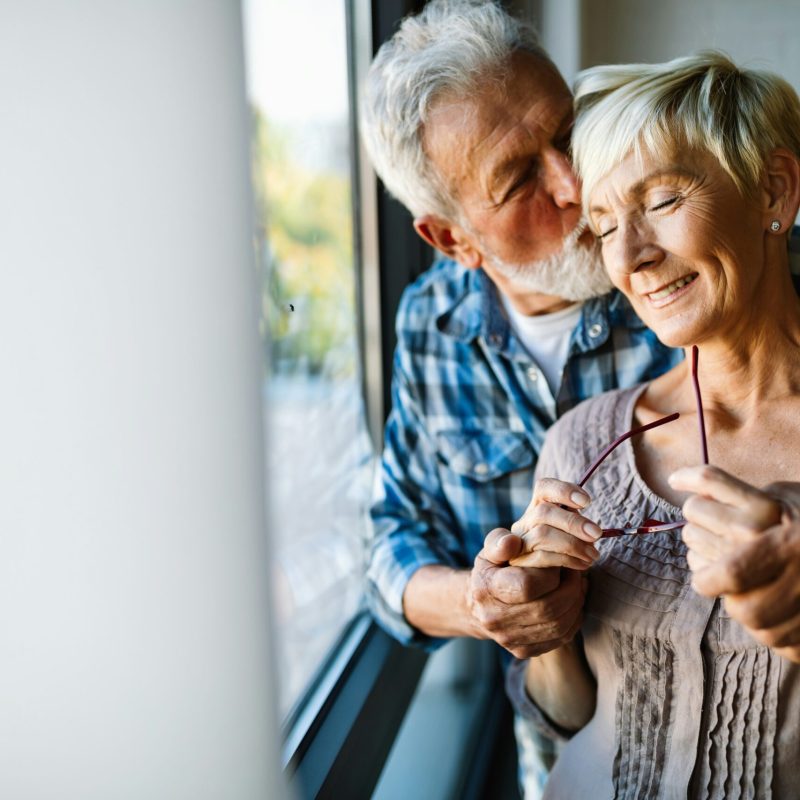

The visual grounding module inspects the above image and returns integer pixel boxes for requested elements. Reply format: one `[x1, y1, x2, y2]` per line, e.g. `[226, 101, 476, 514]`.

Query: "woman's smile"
[643, 271, 699, 308]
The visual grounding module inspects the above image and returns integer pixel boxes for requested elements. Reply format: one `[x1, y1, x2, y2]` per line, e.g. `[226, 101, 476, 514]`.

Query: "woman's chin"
[646, 318, 706, 350]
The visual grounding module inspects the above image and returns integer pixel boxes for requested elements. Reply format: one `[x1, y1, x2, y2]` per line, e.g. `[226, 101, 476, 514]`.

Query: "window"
[243, 0, 375, 720]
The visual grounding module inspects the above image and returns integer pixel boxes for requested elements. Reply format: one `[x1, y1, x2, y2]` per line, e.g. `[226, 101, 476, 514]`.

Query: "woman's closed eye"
[649, 194, 680, 212]
[597, 225, 617, 240]
[597, 195, 681, 239]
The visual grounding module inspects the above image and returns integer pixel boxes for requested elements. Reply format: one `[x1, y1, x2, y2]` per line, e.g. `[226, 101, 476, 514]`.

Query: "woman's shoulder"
[552, 384, 644, 441]
[538, 385, 645, 480]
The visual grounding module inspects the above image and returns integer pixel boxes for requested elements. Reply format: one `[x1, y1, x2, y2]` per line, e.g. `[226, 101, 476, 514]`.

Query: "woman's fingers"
[763, 481, 800, 520]
[509, 478, 600, 571]
[513, 502, 600, 542]
[691, 524, 790, 596]
[512, 478, 593, 535]
[510, 550, 595, 571]
[682, 521, 736, 561]
[509, 524, 599, 569]
[722, 563, 800, 632]
[686, 546, 714, 576]
[532, 478, 592, 508]
[681, 494, 766, 549]
[673, 467, 783, 579]
[670, 465, 783, 530]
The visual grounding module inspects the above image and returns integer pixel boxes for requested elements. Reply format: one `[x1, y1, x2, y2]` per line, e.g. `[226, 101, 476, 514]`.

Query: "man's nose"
[543, 149, 580, 208]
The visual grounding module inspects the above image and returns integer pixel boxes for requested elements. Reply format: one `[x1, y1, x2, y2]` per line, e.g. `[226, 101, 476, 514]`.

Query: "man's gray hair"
[360, 0, 548, 220]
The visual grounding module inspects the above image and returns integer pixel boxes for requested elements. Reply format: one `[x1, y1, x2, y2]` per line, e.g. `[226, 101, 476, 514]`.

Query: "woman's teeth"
[649, 273, 697, 301]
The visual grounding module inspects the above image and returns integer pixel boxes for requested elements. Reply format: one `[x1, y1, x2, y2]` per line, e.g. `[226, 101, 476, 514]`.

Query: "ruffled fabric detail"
[611, 629, 675, 798]
[691, 646, 781, 799]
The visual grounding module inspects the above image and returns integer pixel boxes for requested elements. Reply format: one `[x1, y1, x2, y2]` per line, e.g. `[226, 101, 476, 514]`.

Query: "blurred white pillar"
[0, 1, 283, 797]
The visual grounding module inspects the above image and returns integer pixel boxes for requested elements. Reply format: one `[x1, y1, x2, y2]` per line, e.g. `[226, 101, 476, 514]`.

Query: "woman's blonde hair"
[572, 51, 800, 211]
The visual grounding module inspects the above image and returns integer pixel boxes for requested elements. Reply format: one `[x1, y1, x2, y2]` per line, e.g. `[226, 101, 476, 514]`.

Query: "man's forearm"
[402, 564, 482, 639]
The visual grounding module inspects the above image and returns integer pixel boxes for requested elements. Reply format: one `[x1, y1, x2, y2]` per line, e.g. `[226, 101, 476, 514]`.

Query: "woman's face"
[588, 148, 766, 348]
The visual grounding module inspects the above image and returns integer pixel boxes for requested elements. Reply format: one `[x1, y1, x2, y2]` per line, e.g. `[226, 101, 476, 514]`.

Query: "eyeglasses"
[579, 345, 708, 538]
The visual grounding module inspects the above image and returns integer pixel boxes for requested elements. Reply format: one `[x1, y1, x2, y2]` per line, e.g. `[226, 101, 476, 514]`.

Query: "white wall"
[580, 0, 800, 89]
[0, 2, 283, 797]
[535, 0, 800, 93]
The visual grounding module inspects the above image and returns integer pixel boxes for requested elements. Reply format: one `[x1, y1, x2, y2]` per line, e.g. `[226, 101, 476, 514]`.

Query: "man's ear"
[414, 214, 483, 269]
[762, 148, 800, 233]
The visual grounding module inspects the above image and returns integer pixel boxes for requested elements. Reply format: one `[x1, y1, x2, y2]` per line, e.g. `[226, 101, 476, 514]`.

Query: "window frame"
[279, 3, 433, 791]
[279, 2, 522, 796]
[283, 613, 428, 798]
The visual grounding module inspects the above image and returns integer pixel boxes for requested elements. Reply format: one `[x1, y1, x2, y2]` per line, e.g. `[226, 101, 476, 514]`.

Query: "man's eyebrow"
[589, 166, 698, 214]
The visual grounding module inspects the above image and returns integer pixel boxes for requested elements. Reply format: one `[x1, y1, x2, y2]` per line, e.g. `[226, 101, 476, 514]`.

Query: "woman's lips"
[645, 273, 699, 308]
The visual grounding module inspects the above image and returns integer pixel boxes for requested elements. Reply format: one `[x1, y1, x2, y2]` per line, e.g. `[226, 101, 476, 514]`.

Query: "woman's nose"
[607, 220, 663, 275]
[543, 149, 580, 209]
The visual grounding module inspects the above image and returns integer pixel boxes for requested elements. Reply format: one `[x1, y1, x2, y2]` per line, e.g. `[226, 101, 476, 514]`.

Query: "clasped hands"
[500, 465, 800, 662]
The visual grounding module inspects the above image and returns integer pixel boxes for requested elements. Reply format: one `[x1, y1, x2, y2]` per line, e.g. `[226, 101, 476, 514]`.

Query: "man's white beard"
[482, 221, 614, 301]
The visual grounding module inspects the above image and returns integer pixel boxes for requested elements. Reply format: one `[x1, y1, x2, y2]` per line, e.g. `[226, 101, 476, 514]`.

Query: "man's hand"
[466, 528, 587, 659]
[670, 466, 800, 662]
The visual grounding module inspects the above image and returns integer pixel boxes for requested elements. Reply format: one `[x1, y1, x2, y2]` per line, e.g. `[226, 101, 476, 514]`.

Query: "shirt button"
[488, 333, 502, 347]
[474, 462, 489, 476]
[527, 367, 539, 381]
[588, 323, 603, 338]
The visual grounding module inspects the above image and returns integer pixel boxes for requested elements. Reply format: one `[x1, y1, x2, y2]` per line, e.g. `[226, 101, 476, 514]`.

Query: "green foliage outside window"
[252, 110, 356, 379]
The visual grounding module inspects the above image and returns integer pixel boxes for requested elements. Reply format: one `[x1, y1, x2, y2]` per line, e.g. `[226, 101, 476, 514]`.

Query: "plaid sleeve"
[365, 343, 468, 651]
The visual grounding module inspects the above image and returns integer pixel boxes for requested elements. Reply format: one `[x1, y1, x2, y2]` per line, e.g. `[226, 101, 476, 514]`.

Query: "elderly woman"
[506, 53, 800, 798]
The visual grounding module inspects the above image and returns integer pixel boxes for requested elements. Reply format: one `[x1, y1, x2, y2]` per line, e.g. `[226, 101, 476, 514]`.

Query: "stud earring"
[771, 220, 782, 232]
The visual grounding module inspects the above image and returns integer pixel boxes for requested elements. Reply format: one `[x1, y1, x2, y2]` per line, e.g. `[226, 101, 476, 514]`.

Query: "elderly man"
[360, 0, 800, 793]
[359, 2, 680, 791]
[362, 2, 675, 659]
[359, 0, 677, 791]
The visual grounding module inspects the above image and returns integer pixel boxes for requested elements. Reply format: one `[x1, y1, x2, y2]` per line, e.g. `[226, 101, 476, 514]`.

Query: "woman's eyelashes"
[596, 194, 681, 238]
[649, 194, 680, 212]
[597, 225, 617, 240]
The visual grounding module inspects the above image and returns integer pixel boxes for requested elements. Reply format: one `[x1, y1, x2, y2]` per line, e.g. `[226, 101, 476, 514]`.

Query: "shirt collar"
[572, 290, 646, 352]
[437, 261, 646, 355]
[436, 266, 508, 346]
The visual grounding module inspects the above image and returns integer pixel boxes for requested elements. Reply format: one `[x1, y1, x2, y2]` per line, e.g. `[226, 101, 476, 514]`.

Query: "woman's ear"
[413, 215, 483, 269]
[762, 148, 800, 233]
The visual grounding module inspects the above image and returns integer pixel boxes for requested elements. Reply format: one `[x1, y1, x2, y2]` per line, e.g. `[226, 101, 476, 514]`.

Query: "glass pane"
[243, 0, 375, 719]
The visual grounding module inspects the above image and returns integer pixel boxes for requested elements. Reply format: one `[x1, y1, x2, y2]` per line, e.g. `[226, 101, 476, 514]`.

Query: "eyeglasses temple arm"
[691, 345, 709, 465]
[577, 412, 680, 488]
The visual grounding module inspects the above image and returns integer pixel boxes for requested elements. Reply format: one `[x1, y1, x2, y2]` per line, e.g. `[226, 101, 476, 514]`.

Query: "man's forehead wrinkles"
[479, 101, 571, 179]
[424, 58, 574, 212]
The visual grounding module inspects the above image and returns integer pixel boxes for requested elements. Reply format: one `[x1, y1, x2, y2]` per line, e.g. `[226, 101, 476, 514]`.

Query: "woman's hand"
[508, 478, 602, 571]
[669, 465, 800, 662]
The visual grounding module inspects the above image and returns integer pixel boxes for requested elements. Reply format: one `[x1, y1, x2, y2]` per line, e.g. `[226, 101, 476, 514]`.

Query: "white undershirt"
[500, 294, 584, 398]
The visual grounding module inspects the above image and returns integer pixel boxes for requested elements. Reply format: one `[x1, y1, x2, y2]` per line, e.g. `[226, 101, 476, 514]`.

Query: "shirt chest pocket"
[435, 430, 535, 482]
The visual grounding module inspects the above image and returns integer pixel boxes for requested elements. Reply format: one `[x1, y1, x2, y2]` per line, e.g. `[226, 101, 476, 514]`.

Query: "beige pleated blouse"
[508, 385, 800, 800]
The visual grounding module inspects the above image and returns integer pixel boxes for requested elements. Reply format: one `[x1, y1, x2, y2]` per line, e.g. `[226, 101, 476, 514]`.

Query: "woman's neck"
[666, 250, 800, 413]
[680, 320, 800, 426]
